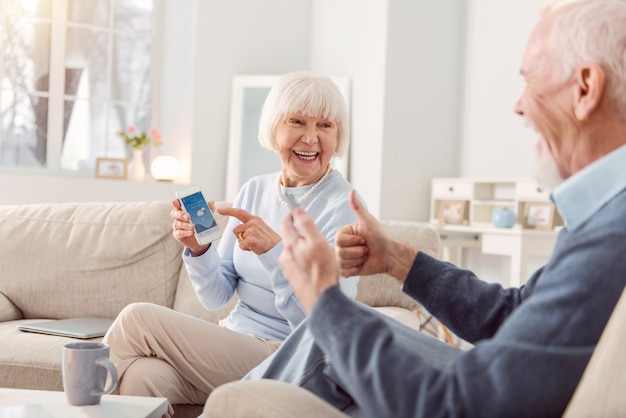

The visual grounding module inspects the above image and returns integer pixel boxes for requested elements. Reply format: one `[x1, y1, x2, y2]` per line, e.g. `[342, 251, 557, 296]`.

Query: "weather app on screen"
[181, 192, 217, 233]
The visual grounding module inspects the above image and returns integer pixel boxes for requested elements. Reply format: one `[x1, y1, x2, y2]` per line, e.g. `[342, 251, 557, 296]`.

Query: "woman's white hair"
[541, 0, 626, 120]
[258, 72, 350, 156]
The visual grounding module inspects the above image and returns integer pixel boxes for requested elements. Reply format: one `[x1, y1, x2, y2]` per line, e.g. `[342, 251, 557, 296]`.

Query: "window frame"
[0, 0, 161, 175]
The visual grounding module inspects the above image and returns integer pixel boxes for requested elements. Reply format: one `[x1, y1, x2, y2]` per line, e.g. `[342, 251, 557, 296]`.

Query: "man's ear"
[573, 63, 605, 121]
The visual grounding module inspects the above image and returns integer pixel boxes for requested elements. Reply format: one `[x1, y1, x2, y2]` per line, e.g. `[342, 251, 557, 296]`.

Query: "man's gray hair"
[541, 0, 626, 119]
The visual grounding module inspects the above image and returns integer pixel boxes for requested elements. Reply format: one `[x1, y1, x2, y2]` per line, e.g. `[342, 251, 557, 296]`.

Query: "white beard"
[530, 137, 565, 192]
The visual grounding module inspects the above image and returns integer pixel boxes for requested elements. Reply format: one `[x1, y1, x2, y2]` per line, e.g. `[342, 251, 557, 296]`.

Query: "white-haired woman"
[104, 72, 361, 417]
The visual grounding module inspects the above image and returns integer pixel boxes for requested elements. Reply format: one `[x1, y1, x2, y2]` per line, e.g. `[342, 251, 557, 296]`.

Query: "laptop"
[17, 317, 114, 339]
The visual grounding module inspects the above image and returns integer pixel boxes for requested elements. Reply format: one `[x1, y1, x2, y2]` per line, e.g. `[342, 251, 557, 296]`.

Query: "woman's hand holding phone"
[174, 185, 223, 254]
[170, 198, 211, 256]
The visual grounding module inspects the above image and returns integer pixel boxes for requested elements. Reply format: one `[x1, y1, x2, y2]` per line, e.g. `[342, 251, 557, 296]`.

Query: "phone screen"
[179, 191, 217, 233]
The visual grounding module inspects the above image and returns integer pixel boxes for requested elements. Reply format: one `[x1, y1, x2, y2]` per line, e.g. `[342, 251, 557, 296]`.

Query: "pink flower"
[149, 128, 162, 145]
[119, 125, 162, 150]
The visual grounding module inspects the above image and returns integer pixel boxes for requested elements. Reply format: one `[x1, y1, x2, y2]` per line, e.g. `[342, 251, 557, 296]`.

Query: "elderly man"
[204, 0, 626, 416]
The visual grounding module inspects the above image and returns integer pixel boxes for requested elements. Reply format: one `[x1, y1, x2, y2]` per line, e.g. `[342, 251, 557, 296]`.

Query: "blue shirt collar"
[551, 144, 626, 231]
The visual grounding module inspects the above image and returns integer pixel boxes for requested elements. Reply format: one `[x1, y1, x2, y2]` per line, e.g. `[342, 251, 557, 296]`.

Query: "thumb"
[348, 189, 374, 224]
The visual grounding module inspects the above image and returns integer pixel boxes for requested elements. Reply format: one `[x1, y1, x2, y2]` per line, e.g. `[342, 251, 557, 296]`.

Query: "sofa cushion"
[0, 201, 182, 319]
[0, 291, 22, 322]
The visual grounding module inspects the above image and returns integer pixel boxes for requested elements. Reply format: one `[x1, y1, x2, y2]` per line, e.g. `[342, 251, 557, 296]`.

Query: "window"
[0, 0, 156, 173]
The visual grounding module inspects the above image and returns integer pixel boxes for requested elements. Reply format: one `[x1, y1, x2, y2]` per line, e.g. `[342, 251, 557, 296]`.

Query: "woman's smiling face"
[276, 112, 338, 187]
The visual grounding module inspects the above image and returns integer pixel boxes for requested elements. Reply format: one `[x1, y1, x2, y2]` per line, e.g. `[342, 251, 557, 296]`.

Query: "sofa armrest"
[563, 287, 626, 417]
[0, 291, 23, 322]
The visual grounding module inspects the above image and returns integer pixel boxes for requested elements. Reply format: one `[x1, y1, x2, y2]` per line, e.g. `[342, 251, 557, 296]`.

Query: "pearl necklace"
[276, 165, 332, 208]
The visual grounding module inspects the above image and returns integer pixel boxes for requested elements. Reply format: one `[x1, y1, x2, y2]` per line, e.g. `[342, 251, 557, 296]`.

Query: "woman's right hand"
[170, 198, 211, 256]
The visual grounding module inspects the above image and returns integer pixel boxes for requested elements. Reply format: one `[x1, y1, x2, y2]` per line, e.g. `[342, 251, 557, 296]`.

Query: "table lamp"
[150, 155, 180, 181]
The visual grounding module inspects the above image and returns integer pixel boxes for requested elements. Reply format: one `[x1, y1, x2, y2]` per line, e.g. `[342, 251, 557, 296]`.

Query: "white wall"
[461, 0, 545, 178]
[309, 0, 465, 220]
[380, 0, 465, 221]
[154, 0, 196, 186]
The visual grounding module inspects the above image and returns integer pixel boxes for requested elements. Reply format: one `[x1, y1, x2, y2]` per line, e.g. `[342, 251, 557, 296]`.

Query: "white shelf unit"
[429, 178, 564, 286]
[430, 177, 562, 229]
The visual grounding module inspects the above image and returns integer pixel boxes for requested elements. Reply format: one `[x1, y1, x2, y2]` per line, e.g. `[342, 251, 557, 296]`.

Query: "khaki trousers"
[103, 303, 282, 417]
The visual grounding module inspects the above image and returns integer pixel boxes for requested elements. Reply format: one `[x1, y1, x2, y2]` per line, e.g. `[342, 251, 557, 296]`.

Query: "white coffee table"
[0, 388, 167, 418]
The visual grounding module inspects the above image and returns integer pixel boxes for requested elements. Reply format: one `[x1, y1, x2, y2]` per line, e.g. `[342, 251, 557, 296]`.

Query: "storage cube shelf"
[429, 177, 563, 286]
[430, 178, 562, 229]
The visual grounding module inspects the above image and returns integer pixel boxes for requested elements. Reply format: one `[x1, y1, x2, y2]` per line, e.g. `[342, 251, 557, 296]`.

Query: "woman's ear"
[573, 63, 605, 121]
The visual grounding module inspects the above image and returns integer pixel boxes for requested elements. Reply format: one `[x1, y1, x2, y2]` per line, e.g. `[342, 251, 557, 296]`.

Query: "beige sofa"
[0, 200, 444, 417]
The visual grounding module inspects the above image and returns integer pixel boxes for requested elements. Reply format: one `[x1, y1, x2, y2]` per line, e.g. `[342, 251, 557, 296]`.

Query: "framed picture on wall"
[438, 200, 467, 225]
[522, 201, 555, 229]
[95, 158, 127, 180]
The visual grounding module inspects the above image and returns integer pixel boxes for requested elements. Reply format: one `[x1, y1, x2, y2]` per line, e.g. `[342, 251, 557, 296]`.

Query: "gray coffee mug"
[62, 342, 118, 405]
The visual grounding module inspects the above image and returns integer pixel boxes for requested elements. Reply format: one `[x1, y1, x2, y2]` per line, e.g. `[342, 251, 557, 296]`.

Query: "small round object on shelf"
[491, 208, 516, 228]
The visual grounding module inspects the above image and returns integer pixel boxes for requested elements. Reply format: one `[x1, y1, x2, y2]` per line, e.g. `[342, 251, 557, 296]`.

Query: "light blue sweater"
[183, 170, 359, 341]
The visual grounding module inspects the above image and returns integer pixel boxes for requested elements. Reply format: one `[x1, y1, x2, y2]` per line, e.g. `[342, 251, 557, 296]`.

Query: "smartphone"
[176, 185, 222, 245]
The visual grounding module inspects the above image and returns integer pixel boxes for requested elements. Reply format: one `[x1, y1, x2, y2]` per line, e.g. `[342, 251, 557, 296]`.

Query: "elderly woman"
[103, 71, 361, 417]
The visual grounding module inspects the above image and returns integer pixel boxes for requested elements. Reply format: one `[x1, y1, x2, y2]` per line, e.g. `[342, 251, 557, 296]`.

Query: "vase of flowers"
[129, 149, 147, 181]
[117, 126, 162, 181]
